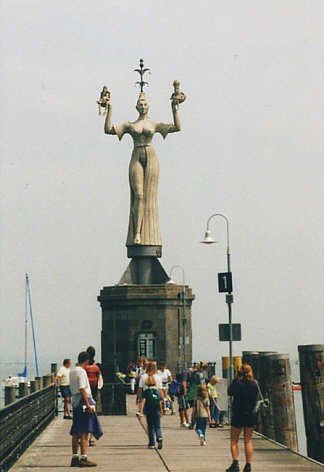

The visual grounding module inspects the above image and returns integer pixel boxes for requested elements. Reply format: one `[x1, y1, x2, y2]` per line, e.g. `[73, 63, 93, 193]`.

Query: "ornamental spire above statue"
[98, 59, 186, 253]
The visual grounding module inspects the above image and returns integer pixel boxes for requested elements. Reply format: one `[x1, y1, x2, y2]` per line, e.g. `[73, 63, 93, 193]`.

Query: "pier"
[9, 396, 324, 471]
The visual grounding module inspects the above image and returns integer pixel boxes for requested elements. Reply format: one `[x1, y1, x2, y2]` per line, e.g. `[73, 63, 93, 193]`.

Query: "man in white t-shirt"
[158, 363, 172, 389]
[158, 363, 173, 414]
[69, 351, 102, 468]
[51, 359, 72, 419]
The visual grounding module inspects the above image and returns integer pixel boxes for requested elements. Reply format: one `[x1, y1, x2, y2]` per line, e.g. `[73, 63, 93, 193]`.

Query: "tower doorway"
[138, 332, 156, 359]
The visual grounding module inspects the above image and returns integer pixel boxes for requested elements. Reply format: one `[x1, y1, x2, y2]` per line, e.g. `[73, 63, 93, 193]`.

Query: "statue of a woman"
[104, 91, 182, 247]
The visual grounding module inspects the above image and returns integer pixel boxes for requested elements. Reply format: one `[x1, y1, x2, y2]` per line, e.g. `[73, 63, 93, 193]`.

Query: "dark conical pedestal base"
[119, 245, 168, 285]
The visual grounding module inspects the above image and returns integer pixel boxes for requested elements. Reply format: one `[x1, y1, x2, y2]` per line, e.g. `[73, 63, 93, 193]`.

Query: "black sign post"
[218, 272, 233, 293]
[219, 323, 242, 341]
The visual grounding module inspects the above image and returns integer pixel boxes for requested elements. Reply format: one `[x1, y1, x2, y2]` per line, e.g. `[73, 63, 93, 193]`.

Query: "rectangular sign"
[218, 272, 233, 293]
[219, 323, 242, 341]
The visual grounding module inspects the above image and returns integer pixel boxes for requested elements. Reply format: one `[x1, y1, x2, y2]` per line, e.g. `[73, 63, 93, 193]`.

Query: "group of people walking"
[134, 361, 222, 449]
[54, 354, 259, 471]
[135, 359, 258, 472]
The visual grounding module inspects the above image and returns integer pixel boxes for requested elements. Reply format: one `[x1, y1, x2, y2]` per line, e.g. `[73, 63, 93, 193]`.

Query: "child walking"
[193, 385, 211, 446]
[138, 374, 163, 449]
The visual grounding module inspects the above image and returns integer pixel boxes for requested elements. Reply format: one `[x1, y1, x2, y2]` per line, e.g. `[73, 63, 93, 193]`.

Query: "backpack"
[168, 380, 182, 397]
[145, 388, 161, 409]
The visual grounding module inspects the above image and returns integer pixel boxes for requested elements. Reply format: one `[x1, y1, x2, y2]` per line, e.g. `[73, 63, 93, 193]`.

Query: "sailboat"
[2, 274, 39, 387]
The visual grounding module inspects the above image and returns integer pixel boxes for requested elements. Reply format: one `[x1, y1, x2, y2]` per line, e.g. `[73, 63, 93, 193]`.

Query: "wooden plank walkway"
[10, 396, 324, 471]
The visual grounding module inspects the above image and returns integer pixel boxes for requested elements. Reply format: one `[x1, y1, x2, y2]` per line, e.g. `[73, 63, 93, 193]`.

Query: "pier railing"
[0, 385, 56, 472]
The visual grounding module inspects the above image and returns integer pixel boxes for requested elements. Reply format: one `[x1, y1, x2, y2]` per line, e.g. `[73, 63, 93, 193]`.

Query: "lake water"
[0, 361, 307, 456]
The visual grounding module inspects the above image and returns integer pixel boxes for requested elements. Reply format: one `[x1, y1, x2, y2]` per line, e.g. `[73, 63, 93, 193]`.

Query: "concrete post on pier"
[260, 353, 297, 450]
[43, 375, 52, 387]
[298, 344, 324, 463]
[30, 380, 38, 393]
[35, 376, 43, 389]
[18, 382, 29, 398]
[5, 386, 16, 405]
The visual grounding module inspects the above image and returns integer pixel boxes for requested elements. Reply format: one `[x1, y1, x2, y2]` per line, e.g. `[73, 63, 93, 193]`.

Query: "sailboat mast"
[24, 276, 28, 372]
[26, 273, 40, 377]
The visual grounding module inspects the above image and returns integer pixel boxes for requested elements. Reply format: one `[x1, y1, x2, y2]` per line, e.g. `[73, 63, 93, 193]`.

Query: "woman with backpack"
[85, 346, 103, 447]
[136, 361, 163, 407]
[138, 370, 163, 449]
[192, 385, 211, 446]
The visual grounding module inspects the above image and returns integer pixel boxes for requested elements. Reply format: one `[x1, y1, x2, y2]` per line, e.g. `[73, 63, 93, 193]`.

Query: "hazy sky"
[1, 1, 323, 375]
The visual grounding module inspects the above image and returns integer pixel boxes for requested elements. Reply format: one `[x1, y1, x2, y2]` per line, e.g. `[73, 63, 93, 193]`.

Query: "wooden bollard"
[260, 353, 297, 450]
[258, 352, 278, 384]
[256, 352, 279, 433]
[30, 380, 38, 393]
[5, 385, 16, 405]
[35, 376, 43, 389]
[298, 344, 324, 463]
[43, 374, 51, 387]
[242, 351, 260, 378]
[18, 382, 29, 398]
[242, 351, 277, 380]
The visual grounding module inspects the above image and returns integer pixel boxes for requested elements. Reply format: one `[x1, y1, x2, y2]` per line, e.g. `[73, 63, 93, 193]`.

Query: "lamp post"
[200, 213, 234, 386]
[168, 265, 187, 369]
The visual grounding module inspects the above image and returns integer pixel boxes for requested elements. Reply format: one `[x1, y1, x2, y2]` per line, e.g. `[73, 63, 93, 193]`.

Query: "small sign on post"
[218, 272, 233, 293]
[219, 323, 242, 341]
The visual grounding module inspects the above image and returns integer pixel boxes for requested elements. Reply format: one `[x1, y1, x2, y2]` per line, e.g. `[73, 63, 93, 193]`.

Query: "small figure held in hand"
[97, 86, 110, 115]
[170, 80, 186, 110]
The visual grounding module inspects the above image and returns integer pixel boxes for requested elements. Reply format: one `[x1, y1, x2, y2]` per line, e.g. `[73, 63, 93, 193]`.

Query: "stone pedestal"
[98, 284, 195, 383]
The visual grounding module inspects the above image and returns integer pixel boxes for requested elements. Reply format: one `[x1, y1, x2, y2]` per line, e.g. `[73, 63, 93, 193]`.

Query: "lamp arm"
[206, 213, 230, 255]
[169, 265, 185, 286]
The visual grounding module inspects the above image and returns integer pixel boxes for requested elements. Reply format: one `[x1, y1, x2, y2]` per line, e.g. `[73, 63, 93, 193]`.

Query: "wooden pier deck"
[10, 396, 323, 471]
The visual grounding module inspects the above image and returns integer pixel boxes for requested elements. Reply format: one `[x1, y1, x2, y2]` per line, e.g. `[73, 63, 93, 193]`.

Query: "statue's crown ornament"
[134, 58, 151, 92]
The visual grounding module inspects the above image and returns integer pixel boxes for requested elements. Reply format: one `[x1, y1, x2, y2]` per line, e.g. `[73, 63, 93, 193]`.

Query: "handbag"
[253, 381, 270, 416]
[98, 374, 103, 390]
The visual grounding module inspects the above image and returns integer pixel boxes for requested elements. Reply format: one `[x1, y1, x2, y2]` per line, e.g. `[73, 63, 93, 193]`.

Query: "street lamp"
[201, 213, 234, 386]
[168, 265, 187, 369]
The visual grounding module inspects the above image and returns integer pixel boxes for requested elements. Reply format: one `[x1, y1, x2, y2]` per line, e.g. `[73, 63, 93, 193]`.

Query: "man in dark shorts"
[185, 363, 207, 428]
[51, 358, 72, 419]
[175, 372, 190, 427]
